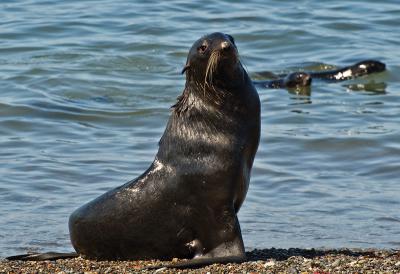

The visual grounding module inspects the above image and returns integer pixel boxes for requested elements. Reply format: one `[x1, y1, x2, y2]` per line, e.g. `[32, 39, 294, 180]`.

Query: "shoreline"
[1, 248, 399, 273]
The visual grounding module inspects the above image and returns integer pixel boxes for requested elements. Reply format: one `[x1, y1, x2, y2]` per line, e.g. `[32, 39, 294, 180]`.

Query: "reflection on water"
[344, 82, 387, 93]
[0, 0, 399, 257]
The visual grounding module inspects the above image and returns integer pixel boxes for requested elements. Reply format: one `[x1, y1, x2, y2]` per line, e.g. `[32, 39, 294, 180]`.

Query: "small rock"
[331, 259, 341, 267]
[171, 258, 179, 263]
[348, 260, 357, 266]
[264, 260, 275, 267]
[154, 267, 167, 273]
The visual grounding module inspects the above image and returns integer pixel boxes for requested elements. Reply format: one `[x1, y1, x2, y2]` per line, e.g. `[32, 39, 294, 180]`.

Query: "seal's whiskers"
[205, 51, 220, 86]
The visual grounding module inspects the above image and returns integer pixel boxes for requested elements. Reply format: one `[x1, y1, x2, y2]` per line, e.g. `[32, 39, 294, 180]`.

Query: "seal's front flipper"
[6, 252, 78, 261]
[148, 212, 247, 270]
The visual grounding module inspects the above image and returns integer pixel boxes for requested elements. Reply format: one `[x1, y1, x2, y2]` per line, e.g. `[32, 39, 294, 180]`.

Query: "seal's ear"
[226, 34, 235, 45]
[181, 64, 190, 74]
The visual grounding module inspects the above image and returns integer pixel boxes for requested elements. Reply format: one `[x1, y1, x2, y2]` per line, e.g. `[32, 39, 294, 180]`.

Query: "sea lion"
[66, 32, 260, 263]
[254, 71, 312, 89]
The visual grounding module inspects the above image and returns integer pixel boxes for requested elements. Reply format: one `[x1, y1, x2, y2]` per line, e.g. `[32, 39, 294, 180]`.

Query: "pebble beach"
[1, 248, 399, 273]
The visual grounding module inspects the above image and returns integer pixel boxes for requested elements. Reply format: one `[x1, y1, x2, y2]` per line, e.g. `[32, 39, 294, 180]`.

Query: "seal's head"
[182, 32, 242, 87]
[353, 60, 386, 76]
[284, 72, 312, 88]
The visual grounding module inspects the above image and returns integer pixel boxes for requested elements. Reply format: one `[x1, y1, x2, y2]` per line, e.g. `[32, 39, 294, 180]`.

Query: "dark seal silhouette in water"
[254, 71, 312, 89]
[67, 32, 260, 264]
[254, 60, 386, 90]
[310, 59, 386, 81]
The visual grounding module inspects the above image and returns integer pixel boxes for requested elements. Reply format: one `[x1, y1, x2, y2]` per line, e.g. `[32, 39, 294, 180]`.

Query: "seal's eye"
[198, 44, 207, 54]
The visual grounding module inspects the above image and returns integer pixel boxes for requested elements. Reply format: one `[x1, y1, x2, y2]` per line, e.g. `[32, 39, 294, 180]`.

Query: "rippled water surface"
[1, 0, 399, 257]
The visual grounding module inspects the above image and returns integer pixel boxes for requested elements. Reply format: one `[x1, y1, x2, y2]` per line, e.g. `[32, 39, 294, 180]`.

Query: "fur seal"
[66, 32, 260, 263]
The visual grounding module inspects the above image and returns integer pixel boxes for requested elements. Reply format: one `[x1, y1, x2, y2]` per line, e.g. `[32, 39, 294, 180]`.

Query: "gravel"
[1, 248, 399, 273]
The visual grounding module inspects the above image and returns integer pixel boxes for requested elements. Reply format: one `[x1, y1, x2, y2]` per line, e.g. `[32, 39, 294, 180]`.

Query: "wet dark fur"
[254, 60, 386, 89]
[64, 33, 260, 262]
[309, 59, 385, 81]
[255, 72, 312, 89]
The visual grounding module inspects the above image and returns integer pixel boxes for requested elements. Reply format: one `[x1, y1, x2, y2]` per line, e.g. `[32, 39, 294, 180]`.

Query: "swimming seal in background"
[65, 32, 260, 265]
[254, 72, 312, 89]
[254, 59, 386, 89]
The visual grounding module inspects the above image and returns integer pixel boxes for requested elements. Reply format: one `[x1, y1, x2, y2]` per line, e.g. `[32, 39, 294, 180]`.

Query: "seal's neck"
[176, 65, 247, 112]
[157, 68, 258, 165]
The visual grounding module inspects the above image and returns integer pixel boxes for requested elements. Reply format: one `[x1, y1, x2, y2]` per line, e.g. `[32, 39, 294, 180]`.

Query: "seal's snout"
[221, 41, 231, 51]
[300, 72, 312, 86]
[218, 38, 237, 61]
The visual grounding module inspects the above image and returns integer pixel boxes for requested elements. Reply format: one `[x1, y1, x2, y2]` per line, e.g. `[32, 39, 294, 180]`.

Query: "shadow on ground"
[245, 248, 392, 261]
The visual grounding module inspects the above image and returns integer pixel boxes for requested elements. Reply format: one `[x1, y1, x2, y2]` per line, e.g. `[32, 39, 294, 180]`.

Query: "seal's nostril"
[221, 41, 230, 50]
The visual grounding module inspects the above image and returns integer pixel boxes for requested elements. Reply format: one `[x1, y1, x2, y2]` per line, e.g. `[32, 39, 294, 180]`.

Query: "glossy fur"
[254, 60, 385, 89]
[310, 59, 385, 81]
[68, 32, 260, 262]
[255, 72, 312, 89]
